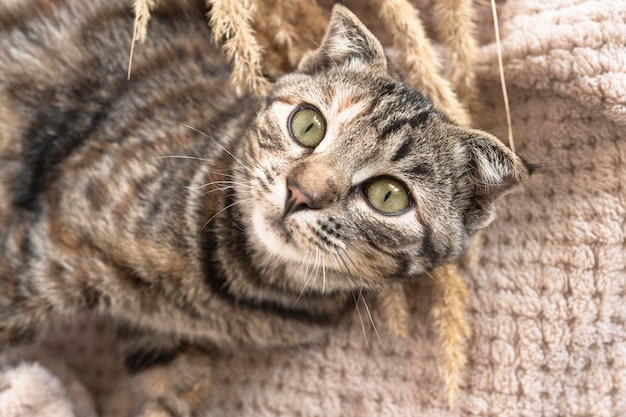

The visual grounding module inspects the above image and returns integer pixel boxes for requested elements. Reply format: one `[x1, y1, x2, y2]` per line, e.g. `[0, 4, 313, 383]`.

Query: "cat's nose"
[284, 180, 318, 217]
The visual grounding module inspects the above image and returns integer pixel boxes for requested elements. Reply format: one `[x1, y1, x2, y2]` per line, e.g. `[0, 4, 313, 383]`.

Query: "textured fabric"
[2, 0, 625, 416]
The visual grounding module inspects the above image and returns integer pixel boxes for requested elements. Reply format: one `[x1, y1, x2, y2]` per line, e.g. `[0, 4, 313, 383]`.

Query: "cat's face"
[236, 7, 529, 293]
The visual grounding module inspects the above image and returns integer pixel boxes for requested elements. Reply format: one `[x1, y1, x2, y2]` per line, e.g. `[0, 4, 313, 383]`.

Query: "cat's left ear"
[298, 5, 387, 73]
[463, 130, 532, 233]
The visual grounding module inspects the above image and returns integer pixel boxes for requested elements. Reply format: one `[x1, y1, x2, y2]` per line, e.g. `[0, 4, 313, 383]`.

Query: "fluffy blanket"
[1, 0, 625, 416]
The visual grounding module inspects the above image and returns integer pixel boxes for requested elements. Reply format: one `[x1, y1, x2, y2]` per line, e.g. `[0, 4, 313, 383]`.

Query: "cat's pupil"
[305, 123, 314, 133]
[383, 191, 392, 202]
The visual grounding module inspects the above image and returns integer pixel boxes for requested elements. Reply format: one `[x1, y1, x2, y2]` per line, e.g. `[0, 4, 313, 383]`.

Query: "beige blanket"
[2, 1, 625, 416]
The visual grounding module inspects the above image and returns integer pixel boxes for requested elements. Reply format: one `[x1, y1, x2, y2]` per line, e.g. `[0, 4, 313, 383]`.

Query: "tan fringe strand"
[433, 0, 480, 118]
[431, 264, 472, 408]
[128, 0, 158, 79]
[208, 0, 271, 96]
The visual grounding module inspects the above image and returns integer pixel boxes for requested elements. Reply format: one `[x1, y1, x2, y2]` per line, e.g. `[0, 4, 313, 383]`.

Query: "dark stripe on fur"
[393, 253, 413, 281]
[0, 324, 36, 347]
[410, 163, 432, 177]
[125, 348, 178, 374]
[391, 135, 414, 161]
[421, 223, 440, 267]
[14, 81, 112, 209]
[383, 111, 430, 143]
[201, 222, 342, 325]
[112, 264, 203, 318]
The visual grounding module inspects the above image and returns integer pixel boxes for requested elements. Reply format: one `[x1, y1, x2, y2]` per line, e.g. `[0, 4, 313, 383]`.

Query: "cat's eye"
[364, 178, 411, 214]
[288, 105, 326, 148]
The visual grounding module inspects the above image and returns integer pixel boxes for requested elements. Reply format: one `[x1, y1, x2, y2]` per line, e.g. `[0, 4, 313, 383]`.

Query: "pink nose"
[284, 180, 317, 217]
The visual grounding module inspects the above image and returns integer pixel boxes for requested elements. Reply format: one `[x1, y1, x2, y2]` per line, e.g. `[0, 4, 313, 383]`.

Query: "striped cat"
[0, 1, 530, 415]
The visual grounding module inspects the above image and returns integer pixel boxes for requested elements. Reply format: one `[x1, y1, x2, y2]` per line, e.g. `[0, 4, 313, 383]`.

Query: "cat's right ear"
[297, 5, 387, 73]
[462, 130, 531, 234]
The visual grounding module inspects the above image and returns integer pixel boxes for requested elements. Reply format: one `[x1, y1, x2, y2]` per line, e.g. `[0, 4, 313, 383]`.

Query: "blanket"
[1, 0, 624, 415]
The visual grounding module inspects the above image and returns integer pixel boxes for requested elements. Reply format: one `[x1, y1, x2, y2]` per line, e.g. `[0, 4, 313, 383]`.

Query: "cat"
[0, 0, 530, 415]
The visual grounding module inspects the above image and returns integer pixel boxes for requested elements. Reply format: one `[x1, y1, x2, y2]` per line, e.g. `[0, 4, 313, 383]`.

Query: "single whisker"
[236, 201, 253, 217]
[185, 180, 252, 191]
[293, 251, 315, 308]
[234, 201, 254, 225]
[331, 252, 355, 289]
[302, 249, 314, 277]
[312, 247, 322, 289]
[322, 256, 327, 294]
[227, 201, 254, 232]
[424, 271, 437, 282]
[202, 184, 255, 193]
[158, 155, 214, 163]
[202, 198, 254, 229]
[354, 293, 370, 350]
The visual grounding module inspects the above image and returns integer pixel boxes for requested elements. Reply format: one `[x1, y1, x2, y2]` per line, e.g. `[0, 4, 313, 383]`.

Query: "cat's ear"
[463, 130, 532, 233]
[298, 5, 386, 73]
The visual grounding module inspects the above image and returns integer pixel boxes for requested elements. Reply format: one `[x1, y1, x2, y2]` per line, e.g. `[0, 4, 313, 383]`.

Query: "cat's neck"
[203, 195, 354, 325]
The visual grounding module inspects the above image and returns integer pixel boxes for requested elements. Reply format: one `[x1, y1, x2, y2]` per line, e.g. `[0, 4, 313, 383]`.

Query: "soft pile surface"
[1, 0, 624, 416]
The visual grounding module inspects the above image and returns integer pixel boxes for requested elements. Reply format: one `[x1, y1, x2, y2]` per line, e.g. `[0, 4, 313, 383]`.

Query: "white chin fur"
[250, 208, 306, 264]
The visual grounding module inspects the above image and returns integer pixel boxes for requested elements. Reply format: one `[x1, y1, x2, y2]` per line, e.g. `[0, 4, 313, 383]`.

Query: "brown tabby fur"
[0, 1, 530, 415]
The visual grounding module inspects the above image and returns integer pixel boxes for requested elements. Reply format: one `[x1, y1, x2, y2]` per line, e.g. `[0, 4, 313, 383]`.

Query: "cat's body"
[0, 1, 529, 415]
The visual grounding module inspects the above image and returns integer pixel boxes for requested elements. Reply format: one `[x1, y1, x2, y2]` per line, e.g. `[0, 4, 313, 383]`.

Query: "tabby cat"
[0, 1, 530, 415]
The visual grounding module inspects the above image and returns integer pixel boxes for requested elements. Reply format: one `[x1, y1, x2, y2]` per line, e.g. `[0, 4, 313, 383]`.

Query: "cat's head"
[237, 5, 530, 292]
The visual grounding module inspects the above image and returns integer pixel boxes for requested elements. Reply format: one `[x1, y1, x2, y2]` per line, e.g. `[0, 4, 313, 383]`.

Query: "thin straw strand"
[491, 0, 515, 153]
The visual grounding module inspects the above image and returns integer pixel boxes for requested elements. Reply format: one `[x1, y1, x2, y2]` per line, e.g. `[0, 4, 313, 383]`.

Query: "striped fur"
[0, 1, 529, 415]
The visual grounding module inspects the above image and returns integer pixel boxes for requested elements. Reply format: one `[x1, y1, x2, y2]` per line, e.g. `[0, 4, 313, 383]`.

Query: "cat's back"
[0, 0, 235, 215]
[0, 0, 214, 87]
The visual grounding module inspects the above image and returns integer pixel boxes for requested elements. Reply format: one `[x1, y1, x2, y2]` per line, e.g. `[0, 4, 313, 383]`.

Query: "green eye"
[365, 178, 411, 214]
[288, 106, 326, 148]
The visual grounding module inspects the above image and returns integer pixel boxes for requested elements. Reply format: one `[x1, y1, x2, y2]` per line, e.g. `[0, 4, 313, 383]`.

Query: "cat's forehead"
[268, 71, 458, 160]
[274, 69, 413, 106]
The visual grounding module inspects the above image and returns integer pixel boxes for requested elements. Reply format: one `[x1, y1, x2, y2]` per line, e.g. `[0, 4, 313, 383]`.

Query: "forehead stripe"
[380, 110, 430, 140]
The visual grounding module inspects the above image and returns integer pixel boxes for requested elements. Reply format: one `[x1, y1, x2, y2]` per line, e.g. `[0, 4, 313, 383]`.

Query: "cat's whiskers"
[175, 122, 259, 176]
[338, 247, 383, 347]
[202, 184, 255, 198]
[204, 121, 267, 171]
[158, 155, 214, 163]
[157, 155, 254, 193]
[332, 252, 373, 349]
[201, 124, 274, 189]
[360, 294, 383, 347]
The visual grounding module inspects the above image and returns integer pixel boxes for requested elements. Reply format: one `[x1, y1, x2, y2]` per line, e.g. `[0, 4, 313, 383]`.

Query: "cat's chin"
[250, 207, 308, 264]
